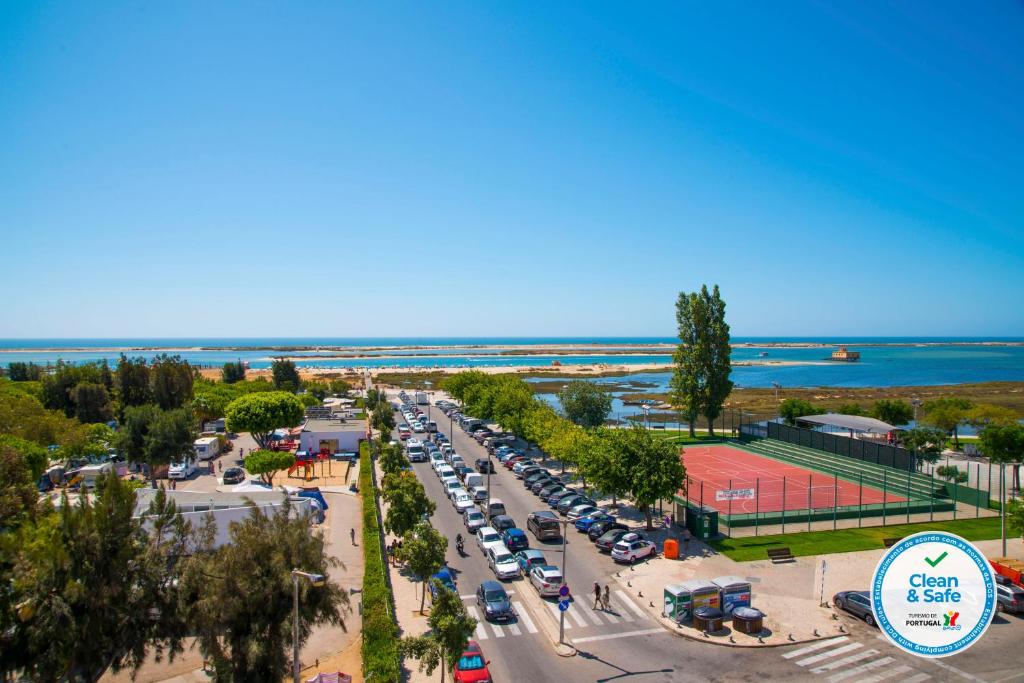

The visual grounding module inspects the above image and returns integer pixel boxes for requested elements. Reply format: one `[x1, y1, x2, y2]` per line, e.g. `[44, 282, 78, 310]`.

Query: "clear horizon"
[2, 3, 1022, 337]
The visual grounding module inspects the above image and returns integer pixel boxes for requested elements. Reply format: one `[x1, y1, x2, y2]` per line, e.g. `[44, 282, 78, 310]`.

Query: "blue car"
[429, 566, 457, 599]
[501, 527, 529, 552]
[575, 512, 616, 532]
[515, 548, 546, 573]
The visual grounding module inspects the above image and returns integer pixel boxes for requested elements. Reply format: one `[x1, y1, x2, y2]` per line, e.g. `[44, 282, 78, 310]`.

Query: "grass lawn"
[709, 517, 1004, 562]
[660, 433, 736, 445]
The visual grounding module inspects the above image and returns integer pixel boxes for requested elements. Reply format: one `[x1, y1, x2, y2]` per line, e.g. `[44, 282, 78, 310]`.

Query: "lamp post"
[292, 569, 326, 683]
[911, 398, 922, 425]
[641, 404, 651, 430]
[558, 519, 571, 644]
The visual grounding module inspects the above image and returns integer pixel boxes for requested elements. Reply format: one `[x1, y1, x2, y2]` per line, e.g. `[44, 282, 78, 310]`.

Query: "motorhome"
[194, 436, 221, 461]
[415, 391, 429, 405]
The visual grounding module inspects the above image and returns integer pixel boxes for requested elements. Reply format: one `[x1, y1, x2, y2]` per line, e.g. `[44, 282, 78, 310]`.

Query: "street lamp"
[911, 398, 922, 425]
[292, 569, 326, 683]
[558, 519, 571, 645]
[641, 404, 651, 430]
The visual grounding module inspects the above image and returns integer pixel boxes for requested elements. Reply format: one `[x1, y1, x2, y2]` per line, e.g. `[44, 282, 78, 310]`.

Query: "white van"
[194, 436, 220, 461]
[463, 473, 484, 490]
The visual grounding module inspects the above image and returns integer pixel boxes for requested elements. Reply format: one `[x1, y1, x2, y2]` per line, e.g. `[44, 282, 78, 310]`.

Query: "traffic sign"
[558, 600, 570, 612]
[558, 584, 570, 598]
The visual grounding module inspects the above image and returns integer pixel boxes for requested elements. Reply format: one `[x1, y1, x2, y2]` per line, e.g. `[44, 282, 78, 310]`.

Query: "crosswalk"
[781, 636, 931, 682]
[461, 589, 651, 642]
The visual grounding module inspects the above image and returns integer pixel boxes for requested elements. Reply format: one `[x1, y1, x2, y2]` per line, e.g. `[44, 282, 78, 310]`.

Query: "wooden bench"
[767, 547, 795, 563]
[883, 538, 902, 548]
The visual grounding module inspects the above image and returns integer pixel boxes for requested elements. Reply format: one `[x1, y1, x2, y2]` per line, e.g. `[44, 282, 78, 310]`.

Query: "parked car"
[527, 510, 562, 541]
[997, 583, 1024, 614]
[595, 528, 633, 552]
[611, 533, 657, 564]
[454, 492, 475, 513]
[575, 512, 616, 532]
[486, 544, 521, 580]
[514, 548, 546, 574]
[589, 520, 628, 541]
[168, 461, 197, 480]
[547, 489, 579, 507]
[464, 508, 487, 533]
[222, 466, 245, 485]
[529, 477, 555, 494]
[476, 580, 515, 622]
[512, 461, 536, 476]
[529, 565, 564, 598]
[453, 641, 492, 683]
[476, 526, 502, 554]
[557, 494, 596, 515]
[501, 527, 529, 552]
[833, 590, 876, 626]
[471, 486, 488, 503]
[566, 504, 599, 521]
[537, 483, 566, 499]
[490, 514, 517, 533]
[429, 566, 457, 599]
[475, 458, 495, 474]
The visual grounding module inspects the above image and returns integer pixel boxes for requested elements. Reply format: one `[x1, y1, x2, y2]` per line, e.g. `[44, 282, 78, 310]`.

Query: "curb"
[650, 611, 845, 648]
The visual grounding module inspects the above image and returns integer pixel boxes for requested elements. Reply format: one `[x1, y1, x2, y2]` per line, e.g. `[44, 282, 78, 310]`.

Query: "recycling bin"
[693, 606, 724, 633]
[711, 576, 751, 614]
[685, 505, 719, 540]
[663, 584, 690, 622]
[674, 579, 721, 623]
[731, 606, 764, 635]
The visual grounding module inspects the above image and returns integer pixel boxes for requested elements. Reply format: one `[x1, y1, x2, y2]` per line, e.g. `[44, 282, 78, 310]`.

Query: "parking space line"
[460, 594, 476, 600]
[796, 642, 863, 666]
[783, 637, 850, 659]
[466, 606, 488, 640]
[513, 602, 538, 634]
[809, 649, 878, 673]
[825, 657, 894, 683]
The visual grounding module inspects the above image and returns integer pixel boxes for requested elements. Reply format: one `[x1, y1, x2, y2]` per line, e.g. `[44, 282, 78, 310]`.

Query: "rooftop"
[301, 417, 365, 433]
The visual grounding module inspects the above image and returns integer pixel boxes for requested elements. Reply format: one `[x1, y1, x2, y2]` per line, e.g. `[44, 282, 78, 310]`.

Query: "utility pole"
[559, 519, 570, 644]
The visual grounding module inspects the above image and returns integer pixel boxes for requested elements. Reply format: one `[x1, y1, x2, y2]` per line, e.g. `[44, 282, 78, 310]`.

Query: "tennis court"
[681, 444, 906, 515]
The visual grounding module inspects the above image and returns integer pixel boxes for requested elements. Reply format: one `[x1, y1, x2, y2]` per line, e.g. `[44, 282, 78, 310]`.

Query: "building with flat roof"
[831, 345, 860, 362]
[299, 417, 365, 454]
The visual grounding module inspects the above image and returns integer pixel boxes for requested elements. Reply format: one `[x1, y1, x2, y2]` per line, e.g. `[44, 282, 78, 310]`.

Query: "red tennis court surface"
[681, 444, 906, 514]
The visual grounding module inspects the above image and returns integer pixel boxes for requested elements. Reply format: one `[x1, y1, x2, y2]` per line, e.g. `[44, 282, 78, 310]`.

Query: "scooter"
[456, 537, 465, 556]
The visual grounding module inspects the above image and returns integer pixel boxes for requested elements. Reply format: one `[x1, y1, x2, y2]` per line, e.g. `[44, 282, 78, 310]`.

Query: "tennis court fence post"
[858, 473, 863, 528]
[929, 468, 934, 522]
[906, 470, 911, 524]
[727, 478, 733, 538]
[987, 464, 993, 510]
[975, 463, 980, 518]
[754, 478, 760, 537]
[781, 476, 786, 535]
[953, 477, 958, 520]
[807, 474, 812, 532]
[833, 473, 838, 531]
[882, 469, 887, 526]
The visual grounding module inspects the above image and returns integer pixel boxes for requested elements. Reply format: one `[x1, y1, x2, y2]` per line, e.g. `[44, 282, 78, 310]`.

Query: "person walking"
[593, 582, 603, 610]
[603, 585, 611, 612]
[350, 528, 356, 546]
[682, 527, 691, 557]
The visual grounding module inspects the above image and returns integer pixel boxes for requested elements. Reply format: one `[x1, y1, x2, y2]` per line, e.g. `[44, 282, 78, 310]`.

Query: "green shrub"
[360, 441, 401, 682]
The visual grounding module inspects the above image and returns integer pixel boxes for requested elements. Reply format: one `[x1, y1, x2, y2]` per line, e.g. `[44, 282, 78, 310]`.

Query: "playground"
[270, 439, 358, 487]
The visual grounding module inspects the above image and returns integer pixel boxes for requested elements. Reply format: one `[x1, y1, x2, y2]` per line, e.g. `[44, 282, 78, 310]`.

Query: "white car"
[476, 526, 502, 554]
[471, 486, 488, 503]
[611, 533, 657, 564]
[529, 565, 564, 597]
[450, 486, 469, 503]
[437, 466, 456, 480]
[412, 422, 426, 433]
[441, 443, 453, 456]
[450, 455, 466, 469]
[454, 492, 475, 513]
[168, 461, 196, 480]
[486, 544, 521, 580]
[442, 478, 461, 498]
[464, 508, 487, 533]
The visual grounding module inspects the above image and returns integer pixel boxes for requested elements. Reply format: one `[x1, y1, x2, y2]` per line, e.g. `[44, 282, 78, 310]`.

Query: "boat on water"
[759, 351, 769, 357]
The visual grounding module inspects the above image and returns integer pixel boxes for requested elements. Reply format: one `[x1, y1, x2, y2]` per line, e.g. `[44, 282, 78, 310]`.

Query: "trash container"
[664, 539, 679, 559]
[731, 607, 764, 635]
[673, 579, 720, 623]
[693, 606, 724, 633]
[685, 505, 719, 540]
[663, 584, 690, 622]
[711, 576, 752, 614]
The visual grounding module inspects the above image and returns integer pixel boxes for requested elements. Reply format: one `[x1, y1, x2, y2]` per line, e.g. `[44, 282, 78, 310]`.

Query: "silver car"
[529, 565, 564, 597]
[464, 508, 486, 533]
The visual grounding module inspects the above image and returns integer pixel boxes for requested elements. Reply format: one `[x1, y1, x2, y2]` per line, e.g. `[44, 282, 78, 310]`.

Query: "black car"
[490, 514, 517, 532]
[595, 528, 632, 552]
[530, 478, 556, 494]
[523, 471, 550, 487]
[833, 591, 875, 626]
[475, 458, 496, 474]
[547, 489, 579, 507]
[222, 467, 246, 485]
[476, 580, 515, 622]
[537, 483, 565, 499]
[588, 520, 628, 541]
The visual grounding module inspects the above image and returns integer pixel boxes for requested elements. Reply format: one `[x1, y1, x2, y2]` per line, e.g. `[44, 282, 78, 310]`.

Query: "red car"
[503, 456, 525, 469]
[453, 641, 491, 683]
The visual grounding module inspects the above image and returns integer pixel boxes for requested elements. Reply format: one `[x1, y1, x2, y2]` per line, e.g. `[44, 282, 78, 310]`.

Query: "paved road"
[392, 393, 1024, 683]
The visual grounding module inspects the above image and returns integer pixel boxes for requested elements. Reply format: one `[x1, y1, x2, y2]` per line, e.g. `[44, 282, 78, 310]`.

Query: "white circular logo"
[871, 531, 996, 658]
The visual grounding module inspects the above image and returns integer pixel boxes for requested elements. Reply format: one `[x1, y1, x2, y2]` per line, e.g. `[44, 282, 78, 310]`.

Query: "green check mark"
[924, 551, 948, 568]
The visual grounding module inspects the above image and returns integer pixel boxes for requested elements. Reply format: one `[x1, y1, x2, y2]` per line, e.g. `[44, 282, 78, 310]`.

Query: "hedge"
[360, 440, 401, 681]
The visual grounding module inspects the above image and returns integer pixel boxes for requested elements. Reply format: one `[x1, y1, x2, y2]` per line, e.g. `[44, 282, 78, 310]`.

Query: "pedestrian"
[593, 582, 603, 610]
[350, 528, 356, 545]
[171, 479, 176, 490]
[682, 528, 691, 557]
[218, 461, 223, 473]
[603, 585, 611, 611]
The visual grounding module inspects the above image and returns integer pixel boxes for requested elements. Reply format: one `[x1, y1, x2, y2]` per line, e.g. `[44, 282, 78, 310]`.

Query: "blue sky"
[1, 2, 1022, 338]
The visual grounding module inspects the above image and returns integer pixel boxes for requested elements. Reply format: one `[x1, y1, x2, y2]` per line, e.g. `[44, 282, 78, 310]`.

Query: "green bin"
[663, 584, 690, 622]
[686, 505, 719, 540]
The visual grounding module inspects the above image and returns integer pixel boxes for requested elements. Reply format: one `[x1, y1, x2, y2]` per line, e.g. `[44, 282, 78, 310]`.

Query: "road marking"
[783, 637, 850, 659]
[460, 594, 476, 600]
[599, 607, 624, 624]
[513, 602, 538, 634]
[858, 665, 916, 682]
[928, 659, 986, 682]
[584, 608, 607, 626]
[568, 605, 589, 627]
[572, 628, 663, 644]
[900, 674, 931, 683]
[547, 602, 572, 628]
[491, 622, 506, 638]
[616, 591, 648, 620]
[796, 642, 863, 666]
[507, 621, 522, 636]
[825, 657, 894, 683]
[809, 649, 879, 672]
[466, 606, 488, 640]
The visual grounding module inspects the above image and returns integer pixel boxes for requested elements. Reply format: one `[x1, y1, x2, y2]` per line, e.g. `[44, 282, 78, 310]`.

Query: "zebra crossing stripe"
[616, 591, 648, 620]
[491, 622, 506, 638]
[583, 608, 606, 626]
[898, 673, 930, 683]
[466, 606, 488, 640]
[547, 602, 572, 628]
[796, 642, 863, 667]
[783, 637, 850, 659]
[809, 649, 879, 673]
[513, 602, 538, 634]
[507, 622, 522, 636]
[600, 607, 624, 624]
[858, 665, 917, 683]
[825, 657, 894, 683]
[568, 606, 589, 627]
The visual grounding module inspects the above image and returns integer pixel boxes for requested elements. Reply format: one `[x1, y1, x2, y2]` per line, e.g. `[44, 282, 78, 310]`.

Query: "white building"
[299, 417, 365, 455]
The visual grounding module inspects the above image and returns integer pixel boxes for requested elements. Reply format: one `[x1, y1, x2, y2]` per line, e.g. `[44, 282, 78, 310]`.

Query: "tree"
[558, 380, 612, 429]
[966, 403, 1019, 432]
[922, 397, 973, 449]
[582, 430, 631, 506]
[225, 392, 305, 449]
[6, 362, 43, 382]
[979, 423, 1024, 553]
[116, 355, 152, 411]
[700, 285, 733, 435]
[271, 359, 301, 392]
[4, 474, 183, 681]
[670, 290, 706, 437]
[328, 379, 351, 396]
[400, 579, 477, 683]
[779, 398, 817, 426]
[440, 371, 489, 403]
[617, 426, 685, 530]
[0, 434, 50, 482]
[119, 405, 197, 485]
[221, 360, 247, 384]
[398, 521, 449, 613]
[0, 442, 41, 529]
[1007, 498, 1024, 542]
[936, 465, 968, 485]
[835, 403, 865, 416]
[382, 472, 437, 538]
[900, 426, 946, 469]
[372, 405, 396, 437]
[244, 449, 296, 487]
[192, 391, 229, 430]
[378, 440, 410, 475]
[73, 382, 114, 423]
[180, 499, 348, 683]
[870, 399, 914, 427]
[150, 354, 194, 410]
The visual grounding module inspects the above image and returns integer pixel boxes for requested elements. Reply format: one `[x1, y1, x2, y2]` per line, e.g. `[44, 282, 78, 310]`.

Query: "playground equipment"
[288, 449, 332, 481]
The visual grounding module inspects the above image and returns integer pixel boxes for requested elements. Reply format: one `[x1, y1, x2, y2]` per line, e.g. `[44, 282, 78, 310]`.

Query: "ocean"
[0, 337, 1022, 389]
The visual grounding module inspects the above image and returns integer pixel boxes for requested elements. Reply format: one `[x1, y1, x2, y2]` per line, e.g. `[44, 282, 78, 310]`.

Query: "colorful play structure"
[288, 449, 331, 481]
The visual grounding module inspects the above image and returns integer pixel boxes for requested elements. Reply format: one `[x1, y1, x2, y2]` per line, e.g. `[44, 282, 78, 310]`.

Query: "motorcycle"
[456, 537, 465, 555]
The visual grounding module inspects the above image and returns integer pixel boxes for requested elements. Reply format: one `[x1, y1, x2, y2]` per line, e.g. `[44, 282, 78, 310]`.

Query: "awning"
[796, 414, 896, 434]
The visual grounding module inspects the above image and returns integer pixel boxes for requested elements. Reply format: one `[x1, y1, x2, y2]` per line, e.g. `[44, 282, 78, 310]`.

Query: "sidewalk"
[612, 533, 1024, 647]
